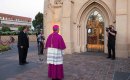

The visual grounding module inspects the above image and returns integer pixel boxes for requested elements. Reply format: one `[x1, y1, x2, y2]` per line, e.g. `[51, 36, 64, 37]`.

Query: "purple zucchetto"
[53, 25, 59, 31]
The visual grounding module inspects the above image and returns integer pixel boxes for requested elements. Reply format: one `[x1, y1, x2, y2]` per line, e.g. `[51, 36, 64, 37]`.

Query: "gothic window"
[89, 11, 103, 22]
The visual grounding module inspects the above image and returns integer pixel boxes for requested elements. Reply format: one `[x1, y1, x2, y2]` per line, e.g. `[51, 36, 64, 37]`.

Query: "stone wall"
[0, 35, 37, 42]
[44, 0, 130, 58]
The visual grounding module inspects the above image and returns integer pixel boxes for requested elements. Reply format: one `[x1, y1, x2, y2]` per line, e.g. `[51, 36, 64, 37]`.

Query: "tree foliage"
[18, 26, 24, 31]
[1, 27, 11, 32]
[32, 12, 43, 30]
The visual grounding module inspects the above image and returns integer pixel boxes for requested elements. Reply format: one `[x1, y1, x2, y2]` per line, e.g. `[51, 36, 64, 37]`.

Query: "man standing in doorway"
[17, 26, 29, 65]
[106, 25, 117, 60]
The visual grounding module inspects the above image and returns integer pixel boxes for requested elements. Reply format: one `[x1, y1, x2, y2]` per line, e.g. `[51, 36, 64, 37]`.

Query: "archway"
[87, 10, 104, 52]
[76, 1, 113, 53]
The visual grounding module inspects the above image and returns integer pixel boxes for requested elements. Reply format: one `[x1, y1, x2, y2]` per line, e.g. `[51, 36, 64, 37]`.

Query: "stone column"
[44, 0, 54, 38]
[61, 0, 72, 54]
[44, 0, 63, 39]
[128, 0, 130, 57]
[74, 25, 81, 53]
[116, 0, 128, 58]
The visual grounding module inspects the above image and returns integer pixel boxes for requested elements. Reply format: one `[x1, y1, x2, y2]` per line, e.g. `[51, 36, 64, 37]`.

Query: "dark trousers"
[108, 40, 115, 59]
[18, 47, 28, 64]
[38, 42, 44, 55]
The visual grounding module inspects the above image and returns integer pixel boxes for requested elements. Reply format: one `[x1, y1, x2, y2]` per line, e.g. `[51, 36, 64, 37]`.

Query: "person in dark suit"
[17, 26, 29, 65]
[106, 25, 117, 60]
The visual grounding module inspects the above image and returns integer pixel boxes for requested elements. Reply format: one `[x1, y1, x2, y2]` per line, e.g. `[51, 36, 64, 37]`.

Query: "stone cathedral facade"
[44, 0, 130, 58]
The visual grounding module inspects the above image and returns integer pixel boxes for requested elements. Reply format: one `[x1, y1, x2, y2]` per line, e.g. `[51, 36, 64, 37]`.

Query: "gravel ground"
[0, 42, 130, 80]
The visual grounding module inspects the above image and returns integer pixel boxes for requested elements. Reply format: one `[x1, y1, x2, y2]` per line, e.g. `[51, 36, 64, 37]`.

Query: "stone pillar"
[44, 0, 63, 39]
[74, 25, 81, 53]
[80, 22, 86, 52]
[128, 0, 130, 57]
[116, 0, 128, 58]
[61, 0, 72, 54]
[44, 0, 54, 38]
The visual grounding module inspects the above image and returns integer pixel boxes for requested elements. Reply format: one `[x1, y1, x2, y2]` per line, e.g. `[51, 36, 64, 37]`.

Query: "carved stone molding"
[69, 0, 74, 3]
[54, 0, 63, 4]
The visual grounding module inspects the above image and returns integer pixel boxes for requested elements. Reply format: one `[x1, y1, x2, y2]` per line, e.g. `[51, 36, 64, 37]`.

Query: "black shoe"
[107, 56, 111, 58]
[111, 58, 115, 60]
[19, 63, 24, 65]
[24, 62, 29, 64]
[39, 58, 43, 61]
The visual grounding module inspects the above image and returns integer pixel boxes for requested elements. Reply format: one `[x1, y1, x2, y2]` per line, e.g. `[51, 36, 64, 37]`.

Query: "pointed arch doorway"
[76, 1, 114, 53]
[87, 11, 104, 52]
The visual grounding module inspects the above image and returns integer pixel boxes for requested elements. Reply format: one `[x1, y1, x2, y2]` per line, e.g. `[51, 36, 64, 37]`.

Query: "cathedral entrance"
[87, 11, 104, 52]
